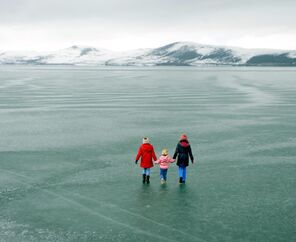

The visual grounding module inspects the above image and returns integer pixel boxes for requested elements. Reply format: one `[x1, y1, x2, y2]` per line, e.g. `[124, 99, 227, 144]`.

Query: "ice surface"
[0, 66, 295, 242]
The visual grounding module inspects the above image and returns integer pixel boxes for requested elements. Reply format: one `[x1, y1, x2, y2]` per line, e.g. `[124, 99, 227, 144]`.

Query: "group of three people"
[135, 134, 195, 184]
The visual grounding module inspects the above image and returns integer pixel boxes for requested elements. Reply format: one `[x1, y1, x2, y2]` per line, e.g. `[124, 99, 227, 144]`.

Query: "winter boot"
[146, 175, 150, 184]
[142, 174, 146, 184]
[179, 177, 183, 184]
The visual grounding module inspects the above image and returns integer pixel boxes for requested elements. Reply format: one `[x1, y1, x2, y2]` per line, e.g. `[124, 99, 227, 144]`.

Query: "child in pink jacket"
[154, 148, 175, 184]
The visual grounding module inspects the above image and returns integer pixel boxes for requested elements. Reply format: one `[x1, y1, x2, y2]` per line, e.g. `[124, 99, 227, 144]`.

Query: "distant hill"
[1, 42, 296, 66]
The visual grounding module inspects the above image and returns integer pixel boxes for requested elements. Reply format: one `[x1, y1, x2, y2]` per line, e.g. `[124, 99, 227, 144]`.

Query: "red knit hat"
[180, 134, 188, 141]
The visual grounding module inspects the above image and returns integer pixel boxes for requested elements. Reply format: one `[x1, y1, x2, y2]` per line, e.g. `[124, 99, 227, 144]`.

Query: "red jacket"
[135, 143, 157, 168]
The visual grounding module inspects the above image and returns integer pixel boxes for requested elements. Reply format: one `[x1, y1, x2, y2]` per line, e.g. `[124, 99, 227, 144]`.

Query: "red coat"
[135, 143, 157, 168]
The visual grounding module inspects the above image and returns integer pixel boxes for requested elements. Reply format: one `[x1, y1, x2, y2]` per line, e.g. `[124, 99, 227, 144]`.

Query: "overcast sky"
[0, 0, 295, 51]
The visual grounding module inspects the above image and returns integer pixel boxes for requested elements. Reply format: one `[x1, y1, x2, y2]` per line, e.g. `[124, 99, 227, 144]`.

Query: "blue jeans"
[160, 168, 168, 180]
[142, 168, 151, 176]
[178, 166, 187, 181]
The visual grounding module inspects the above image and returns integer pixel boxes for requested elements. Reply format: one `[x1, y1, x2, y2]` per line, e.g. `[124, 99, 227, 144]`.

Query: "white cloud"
[227, 34, 296, 50]
[0, 0, 295, 51]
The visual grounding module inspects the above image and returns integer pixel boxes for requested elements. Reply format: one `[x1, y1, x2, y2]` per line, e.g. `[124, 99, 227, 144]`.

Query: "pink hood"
[180, 141, 190, 147]
[155, 155, 175, 169]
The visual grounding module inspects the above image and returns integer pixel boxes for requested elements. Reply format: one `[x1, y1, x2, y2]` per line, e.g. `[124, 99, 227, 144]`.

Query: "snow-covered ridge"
[0, 42, 295, 66]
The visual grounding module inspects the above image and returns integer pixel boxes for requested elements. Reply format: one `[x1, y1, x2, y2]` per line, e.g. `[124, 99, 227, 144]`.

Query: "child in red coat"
[135, 137, 157, 184]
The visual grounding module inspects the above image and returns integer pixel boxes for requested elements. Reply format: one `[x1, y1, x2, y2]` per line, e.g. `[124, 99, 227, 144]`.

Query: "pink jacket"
[155, 155, 175, 169]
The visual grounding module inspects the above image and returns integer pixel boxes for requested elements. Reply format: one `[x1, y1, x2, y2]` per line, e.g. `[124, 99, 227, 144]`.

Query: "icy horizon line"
[2, 41, 295, 53]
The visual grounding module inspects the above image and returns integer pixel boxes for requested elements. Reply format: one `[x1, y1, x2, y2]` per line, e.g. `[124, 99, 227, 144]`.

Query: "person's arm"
[152, 148, 157, 161]
[135, 147, 142, 164]
[173, 145, 178, 159]
[188, 145, 194, 163]
[168, 156, 175, 163]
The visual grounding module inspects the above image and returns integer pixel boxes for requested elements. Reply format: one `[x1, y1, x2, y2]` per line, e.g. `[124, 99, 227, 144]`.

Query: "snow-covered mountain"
[0, 45, 117, 65]
[1, 42, 295, 66]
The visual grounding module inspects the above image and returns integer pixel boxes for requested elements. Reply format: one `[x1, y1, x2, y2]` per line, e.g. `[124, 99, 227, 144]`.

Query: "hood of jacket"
[158, 155, 172, 163]
[180, 140, 189, 147]
[141, 143, 154, 152]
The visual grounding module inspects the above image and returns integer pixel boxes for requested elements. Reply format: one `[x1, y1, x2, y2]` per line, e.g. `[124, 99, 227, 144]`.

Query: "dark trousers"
[160, 168, 168, 180]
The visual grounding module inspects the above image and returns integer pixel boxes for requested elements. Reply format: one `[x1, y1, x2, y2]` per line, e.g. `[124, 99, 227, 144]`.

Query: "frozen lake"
[0, 65, 295, 242]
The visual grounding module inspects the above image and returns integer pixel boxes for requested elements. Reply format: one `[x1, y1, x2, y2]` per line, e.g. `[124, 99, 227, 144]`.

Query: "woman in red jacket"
[135, 137, 157, 184]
